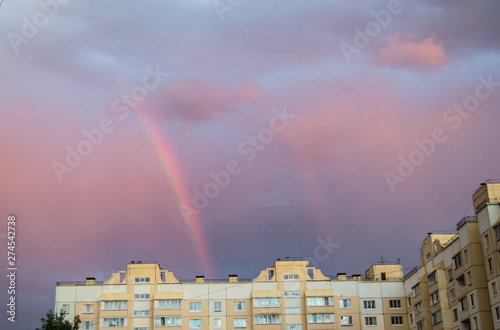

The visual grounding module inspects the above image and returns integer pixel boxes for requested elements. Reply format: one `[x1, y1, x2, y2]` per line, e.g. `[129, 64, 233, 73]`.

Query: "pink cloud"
[373, 34, 452, 71]
[146, 78, 267, 123]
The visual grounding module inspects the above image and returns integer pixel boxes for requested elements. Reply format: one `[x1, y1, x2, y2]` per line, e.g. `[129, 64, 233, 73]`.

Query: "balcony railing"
[456, 216, 477, 229]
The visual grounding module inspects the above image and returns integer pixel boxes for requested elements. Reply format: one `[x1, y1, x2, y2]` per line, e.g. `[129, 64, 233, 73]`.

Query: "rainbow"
[140, 117, 214, 277]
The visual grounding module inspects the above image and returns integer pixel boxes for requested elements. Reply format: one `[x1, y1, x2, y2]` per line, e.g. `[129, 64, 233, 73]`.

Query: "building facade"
[55, 182, 500, 330]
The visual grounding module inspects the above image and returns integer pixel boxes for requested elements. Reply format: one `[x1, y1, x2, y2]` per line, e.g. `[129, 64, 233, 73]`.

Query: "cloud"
[373, 34, 452, 71]
[143, 78, 267, 123]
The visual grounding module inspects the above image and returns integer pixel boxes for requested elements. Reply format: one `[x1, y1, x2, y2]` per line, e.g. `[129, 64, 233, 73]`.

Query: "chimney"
[229, 275, 238, 283]
[85, 277, 96, 285]
[196, 276, 205, 283]
[352, 274, 361, 281]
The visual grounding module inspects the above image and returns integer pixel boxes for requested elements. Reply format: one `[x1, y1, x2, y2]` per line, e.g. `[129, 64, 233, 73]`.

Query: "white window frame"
[135, 277, 150, 283]
[365, 316, 377, 326]
[189, 319, 201, 329]
[389, 299, 401, 309]
[234, 318, 247, 328]
[339, 299, 351, 308]
[391, 316, 403, 325]
[189, 302, 202, 312]
[340, 315, 353, 326]
[154, 317, 182, 327]
[82, 321, 94, 330]
[363, 300, 375, 309]
[234, 301, 246, 311]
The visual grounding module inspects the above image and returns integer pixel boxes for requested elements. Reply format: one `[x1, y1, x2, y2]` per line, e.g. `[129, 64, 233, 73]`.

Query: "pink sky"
[1, 0, 500, 328]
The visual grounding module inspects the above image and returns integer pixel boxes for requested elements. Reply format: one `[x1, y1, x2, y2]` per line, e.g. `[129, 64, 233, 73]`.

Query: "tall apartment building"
[55, 182, 500, 330]
[56, 260, 406, 330]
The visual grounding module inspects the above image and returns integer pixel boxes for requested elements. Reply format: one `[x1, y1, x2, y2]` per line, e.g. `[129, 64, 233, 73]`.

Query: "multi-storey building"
[55, 182, 500, 330]
[56, 260, 407, 330]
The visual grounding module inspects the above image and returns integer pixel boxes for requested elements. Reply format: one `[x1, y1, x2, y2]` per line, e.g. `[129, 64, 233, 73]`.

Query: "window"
[363, 300, 375, 309]
[452, 308, 458, 322]
[254, 314, 281, 324]
[390, 299, 401, 309]
[234, 301, 246, 311]
[456, 274, 465, 288]
[408, 313, 413, 324]
[470, 293, 475, 308]
[308, 314, 334, 324]
[284, 274, 299, 280]
[485, 234, 490, 249]
[154, 317, 182, 327]
[134, 328, 148, 330]
[430, 291, 440, 306]
[61, 304, 70, 314]
[426, 252, 431, 261]
[214, 318, 221, 329]
[391, 316, 403, 325]
[489, 258, 494, 273]
[285, 307, 300, 314]
[365, 316, 377, 325]
[189, 319, 201, 329]
[473, 316, 478, 330]
[254, 298, 279, 307]
[412, 284, 421, 297]
[492, 281, 498, 296]
[134, 294, 150, 300]
[134, 310, 149, 317]
[135, 277, 150, 283]
[450, 288, 456, 301]
[157, 299, 181, 310]
[427, 271, 437, 286]
[495, 225, 500, 241]
[82, 322, 94, 330]
[459, 297, 468, 311]
[189, 302, 201, 312]
[464, 249, 469, 262]
[213, 301, 221, 312]
[453, 253, 463, 269]
[432, 310, 442, 325]
[307, 297, 333, 306]
[496, 306, 500, 321]
[447, 268, 453, 282]
[102, 318, 126, 327]
[407, 297, 411, 306]
[416, 320, 424, 330]
[102, 301, 127, 310]
[234, 318, 246, 328]
[467, 271, 473, 285]
[340, 316, 353, 326]
[414, 302, 422, 314]
[339, 299, 351, 308]
[286, 325, 302, 329]
[82, 304, 94, 314]
[285, 291, 300, 296]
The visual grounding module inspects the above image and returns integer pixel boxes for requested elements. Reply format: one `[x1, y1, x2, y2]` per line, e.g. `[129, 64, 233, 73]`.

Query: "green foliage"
[36, 310, 81, 330]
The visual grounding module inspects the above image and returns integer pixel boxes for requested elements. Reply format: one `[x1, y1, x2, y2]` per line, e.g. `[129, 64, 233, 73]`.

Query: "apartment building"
[56, 260, 407, 330]
[403, 182, 500, 330]
[55, 182, 500, 330]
